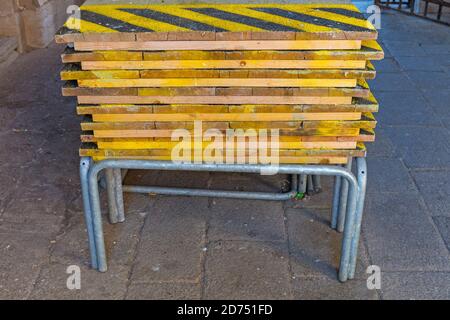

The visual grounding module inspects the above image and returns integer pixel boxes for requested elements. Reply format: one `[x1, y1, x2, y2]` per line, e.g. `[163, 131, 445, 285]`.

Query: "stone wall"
[0, 0, 84, 52]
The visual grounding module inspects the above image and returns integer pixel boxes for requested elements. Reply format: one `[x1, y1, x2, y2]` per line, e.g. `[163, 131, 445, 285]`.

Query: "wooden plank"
[64, 84, 368, 97]
[62, 65, 375, 80]
[91, 112, 361, 122]
[84, 154, 351, 164]
[81, 59, 367, 70]
[61, 41, 383, 62]
[81, 120, 372, 131]
[76, 100, 377, 115]
[74, 40, 362, 51]
[89, 127, 361, 138]
[61, 48, 143, 63]
[77, 95, 353, 105]
[78, 78, 358, 88]
[96, 140, 357, 150]
[81, 132, 375, 143]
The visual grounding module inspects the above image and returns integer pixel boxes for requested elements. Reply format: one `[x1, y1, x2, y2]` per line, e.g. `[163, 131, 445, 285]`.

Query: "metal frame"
[79, 157, 367, 282]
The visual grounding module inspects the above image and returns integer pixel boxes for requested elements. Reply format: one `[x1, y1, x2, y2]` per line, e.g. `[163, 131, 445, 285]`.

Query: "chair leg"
[79, 157, 98, 270]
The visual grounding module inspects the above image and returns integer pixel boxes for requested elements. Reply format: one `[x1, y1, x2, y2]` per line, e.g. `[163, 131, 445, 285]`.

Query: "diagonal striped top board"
[56, 3, 377, 42]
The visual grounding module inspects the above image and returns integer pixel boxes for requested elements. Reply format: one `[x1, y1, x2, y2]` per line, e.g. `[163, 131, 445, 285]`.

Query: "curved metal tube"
[79, 157, 98, 269]
[86, 160, 359, 279]
[348, 157, 367, 279]
[123, 185, 297, 200]
[337, 157, 353, 232]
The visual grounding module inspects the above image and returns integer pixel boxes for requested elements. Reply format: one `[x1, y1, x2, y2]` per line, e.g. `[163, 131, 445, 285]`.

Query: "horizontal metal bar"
[123, 184, 296, 200]
[89, 160, 357, 187]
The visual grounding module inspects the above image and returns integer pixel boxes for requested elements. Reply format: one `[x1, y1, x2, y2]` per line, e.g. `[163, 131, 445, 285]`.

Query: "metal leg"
[291, 174, 298, 193]
[105, 168, 119, 224]
[113, 168, 125, 222]
[337, 157, 353, 232]
[88, 166, 108, 272]
[298, 174, 307, 194]
[307, 175, 314, 195]
[348, 157, 367, 279]
[312, 175, 322, 193]
[105, 168, 125, 224]
[337, 175, 358, 282]
[331, 175, 342, 229]
[79, 157, 98, 270]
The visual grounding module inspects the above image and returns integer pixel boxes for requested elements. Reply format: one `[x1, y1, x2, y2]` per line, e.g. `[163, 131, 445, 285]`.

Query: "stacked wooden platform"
[57, 1, 383, 164]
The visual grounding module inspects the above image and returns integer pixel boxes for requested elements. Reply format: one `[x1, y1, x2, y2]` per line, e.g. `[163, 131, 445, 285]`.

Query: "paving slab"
[131, 197, 207, 283]
[0, 185, 66, 235]
[204, 240, 292, 299]
[29, 262, 130, 300]
[381, 272, 450, 300]
[51, 211, 144, 267]
[371, 58, 401, 73]
[395, 56, 446, 71]
[287, 208, 369, 280]
[419, 44, 450, 54]
[433, 216, 450, 251]
[0, 232, 51, 299]
[382, 40, 428, 57]
[126, 282, 201, 300]
[363, 193, 450, 272]
[292, 278, 378, 300]
[413, 171, 450, 217]
[208, 198, 286, 242]
[365, 128, 395, 158]
[384, 126, 450, 169]
[370, 73, 416, 92]
[366, 158, 417, 194]
[421, 89, 450, 128]
[406, 71, 450, 90]
[375, 91, 441, 126]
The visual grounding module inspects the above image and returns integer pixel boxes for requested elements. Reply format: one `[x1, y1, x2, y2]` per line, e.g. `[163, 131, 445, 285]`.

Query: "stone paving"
[0, 10, 449, 300]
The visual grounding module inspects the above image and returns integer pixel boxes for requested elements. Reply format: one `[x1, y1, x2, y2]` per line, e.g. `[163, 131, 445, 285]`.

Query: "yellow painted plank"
[78, 78, 357, 88]
[74, 40, 362, 51]
[77, 95, 353, 105]
[81, 59, 367, 70]
[86, 154, 349, 164]
[90, 127, 362, 138]
[91, 112, 361, 122]
[62, 70, 140, 80]
[96, 140, 357, 150]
